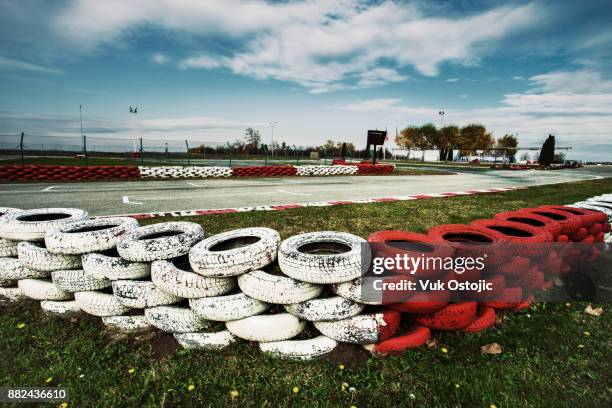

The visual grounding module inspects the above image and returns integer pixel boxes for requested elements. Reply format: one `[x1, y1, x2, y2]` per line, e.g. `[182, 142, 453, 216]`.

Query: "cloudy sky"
[0, 0, 611, 160]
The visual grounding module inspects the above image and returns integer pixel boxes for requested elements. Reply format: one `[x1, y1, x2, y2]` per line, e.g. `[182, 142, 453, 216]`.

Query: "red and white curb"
[100, 186, 525, 220]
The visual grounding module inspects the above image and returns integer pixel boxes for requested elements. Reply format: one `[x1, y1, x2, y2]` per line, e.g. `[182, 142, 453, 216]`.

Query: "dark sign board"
[367, 130, 387, 146]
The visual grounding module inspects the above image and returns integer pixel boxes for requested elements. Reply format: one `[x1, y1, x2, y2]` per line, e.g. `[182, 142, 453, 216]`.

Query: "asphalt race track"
[0, 166, 610, 216]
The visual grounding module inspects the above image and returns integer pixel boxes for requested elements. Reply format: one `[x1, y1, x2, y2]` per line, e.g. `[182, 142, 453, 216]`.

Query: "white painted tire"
[189, 228, 280, 277]
[259, 335, 338, 360]
[51, 269, 111, 292]
[189, 292, 270, 321]
[0, 238, 18, 258]
[0, 257, 48, 279]
[112, 280, 182, 308]
[0, 207, 19, 257]
[45, 217, 139, 254]
[225, 313, 305, 342]
[17, 242, 81, 272]
[102, 315, 153, 332]
[0, 286, 26, 302]
[174, 330, 237, 350]
[117, 222, 205, 261]
[17, 279, 72, 301]
[238, 270, 323, 304]
[0, 208, 89, 241]
[74, 291, 131, 316]
[285, 296, 364, 322]
[313, 312, 398, 344]
[151, 259, 236, 299]
[41, 300, 82, 317]
[278, 231, 368, 284]
[331, 277, 383, 305]
[0, 277, 16, 287]
[82, 251, 150, 280]
[144, 306, 211, 333]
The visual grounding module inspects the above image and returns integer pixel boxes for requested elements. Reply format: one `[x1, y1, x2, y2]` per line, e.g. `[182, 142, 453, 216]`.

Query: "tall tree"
[438, 125, 460, 161]
[459, 124, 494, 156]
[244, 127, 261, 150]
[497, 134, 518, 154]
[396, 126, 420, 158]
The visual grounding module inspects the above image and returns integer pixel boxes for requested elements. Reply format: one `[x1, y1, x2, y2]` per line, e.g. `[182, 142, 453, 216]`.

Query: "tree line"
[395, 123, 518, 161]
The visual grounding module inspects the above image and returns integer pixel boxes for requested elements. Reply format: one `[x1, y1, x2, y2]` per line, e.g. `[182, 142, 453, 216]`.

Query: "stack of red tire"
[356, 164, 395, 174]
[232, 166, 298, 177]
[363, 203, 608, 355]
[331, 159, 348, 165]
[0, 165, 141, 181]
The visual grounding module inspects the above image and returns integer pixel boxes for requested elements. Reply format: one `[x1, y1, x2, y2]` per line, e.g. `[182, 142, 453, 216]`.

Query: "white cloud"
[332, 69, 612, 145]
[459, 94, 469, 99]
[446, 78, 460, 82]
[152, 53, 169, 65]
[51, 0, 541, 93]
[0, 56, 64, 74]
[178, 54, 221, 70]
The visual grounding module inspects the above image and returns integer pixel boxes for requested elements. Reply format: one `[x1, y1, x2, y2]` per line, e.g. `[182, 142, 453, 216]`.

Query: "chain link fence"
[0, 133, 331, 167]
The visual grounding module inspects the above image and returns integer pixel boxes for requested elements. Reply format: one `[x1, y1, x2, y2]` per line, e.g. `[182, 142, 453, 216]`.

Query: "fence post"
[83, 135, 89, 166]
[185, 140, 190, 165]
[19, 132, 24, 164]
[264, 145, 268, 166]
[322, 147, 328, 165]
[293, 145, 299, 165]
[139, 138, 144, 167]
[227, 142, 232, 167]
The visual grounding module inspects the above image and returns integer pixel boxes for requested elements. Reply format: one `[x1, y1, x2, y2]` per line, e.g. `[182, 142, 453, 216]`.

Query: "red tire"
[521, 207, 582, 235]
[387, 290, 450, 313]
[367, 230, 453, 277]
[539, 205, 607, 225]
[481, 287, 523, 309]
[463, 307, 496, 333]
[365, 325, 431, 354]
[494, 211, 562, 239]
[414, 301, 478, 331]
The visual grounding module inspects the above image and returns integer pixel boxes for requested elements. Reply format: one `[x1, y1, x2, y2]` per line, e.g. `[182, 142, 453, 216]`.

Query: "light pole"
[129, 106, 138, 153]
[269, 121, 278, 157]
[438, 110, 445, 128]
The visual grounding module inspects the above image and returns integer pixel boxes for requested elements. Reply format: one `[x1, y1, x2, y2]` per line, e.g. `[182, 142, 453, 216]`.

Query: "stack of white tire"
[139, 166, 232, 178]
[0, 206, 399, 361]
[295, 165, 358, 176]
[0, 207, 25, 301]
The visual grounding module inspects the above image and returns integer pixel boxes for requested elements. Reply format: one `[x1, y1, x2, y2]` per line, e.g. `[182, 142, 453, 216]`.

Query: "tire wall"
[1, 193, 609, 359]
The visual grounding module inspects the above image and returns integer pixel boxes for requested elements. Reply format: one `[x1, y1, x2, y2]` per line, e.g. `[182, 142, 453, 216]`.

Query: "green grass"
[1, 178, 611, 407]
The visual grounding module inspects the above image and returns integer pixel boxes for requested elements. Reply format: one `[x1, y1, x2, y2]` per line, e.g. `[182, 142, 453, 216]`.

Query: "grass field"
[1, 178, 611, 407]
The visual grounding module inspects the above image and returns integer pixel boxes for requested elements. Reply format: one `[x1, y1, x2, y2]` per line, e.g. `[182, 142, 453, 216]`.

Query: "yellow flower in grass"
[454, 383, 460, 389]
[229, 390, 239, 400]
[490, 404, 498, 408]
[16, 323, 26, 329]
[45, 377, 53, 383]
[441, 347, 448, 354]
[578, 344, 585, 348]
[128, 368, 136, 374]
[341, 382, 349, 391]
[338, 364, 345, 370]
[59, 403, 68, 408]
[187, 384, 195, 392]
[292, 386, 299, 394]
[583, 331, 590, 336]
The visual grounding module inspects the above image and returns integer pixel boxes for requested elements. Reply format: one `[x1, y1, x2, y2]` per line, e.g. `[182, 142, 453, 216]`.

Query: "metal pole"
[227, 142, 232, 167]
[264, 145, 268, 166]
[20, 132, 24, 164]
[139, 138, 144, 166]
[323, 147, 328, 165]
[185, 140, 190, 165]
[83, 135, 88, 166]
[293, 145, 299, 165]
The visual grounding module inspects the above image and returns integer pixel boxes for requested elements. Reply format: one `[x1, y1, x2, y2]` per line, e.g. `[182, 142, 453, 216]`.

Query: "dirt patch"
[150, 332, 181, 361]
[325, 342, 369, 366]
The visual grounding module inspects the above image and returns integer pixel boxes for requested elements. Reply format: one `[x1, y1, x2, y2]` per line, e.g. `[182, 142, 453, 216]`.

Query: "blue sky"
[0, 0, 611, 160]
